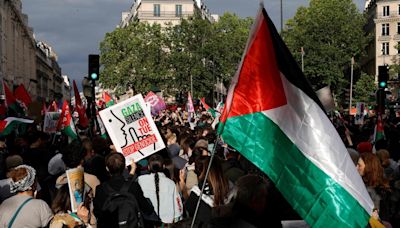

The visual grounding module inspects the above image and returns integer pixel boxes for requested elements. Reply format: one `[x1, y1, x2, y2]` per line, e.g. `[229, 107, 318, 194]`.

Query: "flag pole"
[349, 57, 354, 114]
[190, 135, 221, 228]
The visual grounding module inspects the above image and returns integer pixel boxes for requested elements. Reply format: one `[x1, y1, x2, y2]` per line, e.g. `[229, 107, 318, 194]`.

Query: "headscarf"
[9, 165, 36, 193]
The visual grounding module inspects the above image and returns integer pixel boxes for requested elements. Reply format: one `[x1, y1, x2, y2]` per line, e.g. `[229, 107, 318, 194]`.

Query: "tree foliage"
[282, 0, 367, 96]
[99, 13, 253, 98]
[354, 73, 376, 103]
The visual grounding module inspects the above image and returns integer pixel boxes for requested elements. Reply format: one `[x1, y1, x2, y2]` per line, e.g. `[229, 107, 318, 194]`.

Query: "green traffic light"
[90, 73, 98, 80]
[379, 81, 387, 88]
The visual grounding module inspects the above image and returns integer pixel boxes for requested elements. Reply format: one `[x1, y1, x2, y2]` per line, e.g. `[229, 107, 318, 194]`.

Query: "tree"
[354, 73, 376, 103]
[282, 0, 367, 97]
[100, 22, 168, 95]
[99, 13, 253, 98]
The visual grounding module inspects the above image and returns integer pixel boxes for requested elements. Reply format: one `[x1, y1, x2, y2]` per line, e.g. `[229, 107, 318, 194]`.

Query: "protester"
[185, 156, 234, 227]
[0, 165, 53, 227]
[138, 154, 183, 224]
[357, 153, 393, 225]
[0, 154, 24, 203]
[93, 152, 155, 227]
[50, 184, 91, 227]
[208, 174, 270, 228]
[56, 140, 100, 226]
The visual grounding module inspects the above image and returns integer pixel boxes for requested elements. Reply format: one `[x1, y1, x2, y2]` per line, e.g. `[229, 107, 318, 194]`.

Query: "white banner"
[43, 112, 60, 133]
[99, 94, 165, 164]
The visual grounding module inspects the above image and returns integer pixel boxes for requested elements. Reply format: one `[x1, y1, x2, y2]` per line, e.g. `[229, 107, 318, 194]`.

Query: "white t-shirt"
[0, 194, 53, 228]
[138, 173, 183, 223]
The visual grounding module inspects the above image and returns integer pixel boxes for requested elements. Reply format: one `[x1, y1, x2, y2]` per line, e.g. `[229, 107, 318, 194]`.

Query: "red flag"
[102, 92, 114, 107]
[57, 101, 77, 139]
[3, 81, 24, 115]
[3, 81, 16, 107]
[41, 101, 47, 116]
[49, 101, 58, 112]
[200, 98, 211, 111]
[73, 80, 89, 128]
[14, 84, 32, 107]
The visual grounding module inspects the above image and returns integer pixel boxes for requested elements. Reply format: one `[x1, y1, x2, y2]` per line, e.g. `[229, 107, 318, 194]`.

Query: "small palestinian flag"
[103, 92, 114, 108]
[57, 101, 77, 140]
[0, 117, 33, 136]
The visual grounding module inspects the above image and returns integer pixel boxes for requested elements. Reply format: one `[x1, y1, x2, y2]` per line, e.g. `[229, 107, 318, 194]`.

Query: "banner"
[144, 91, 166, 116]
[355, 102, 365, 125]
[66, 167, 84, 213]
[43, 112, 60, 133]
[99, 94, 165, 164]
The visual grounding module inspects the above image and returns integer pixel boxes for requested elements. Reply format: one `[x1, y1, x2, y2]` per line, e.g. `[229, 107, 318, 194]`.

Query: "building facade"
[364, 0, 400, 100]
[0, 0, 36, 98]
[0, 0, 67, 103]
[36, 41, 64, 102]
[120, 0, 216, 28]
[62, 75, 71, 102]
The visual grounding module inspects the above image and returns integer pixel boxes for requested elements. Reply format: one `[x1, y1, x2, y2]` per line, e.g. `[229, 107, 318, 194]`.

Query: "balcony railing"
[377, 11, 400, 18]
[137, 11, 193, 19]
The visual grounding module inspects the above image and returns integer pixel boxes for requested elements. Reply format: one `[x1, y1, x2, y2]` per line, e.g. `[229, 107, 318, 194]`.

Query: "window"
[383, 5, 390, 16]
[153, 4, 160, 17]
[398, 22, 400, 34]
[382, 42, 389, 55]
[382, 23, 390, 36]
[398, 42, 400, 54]
[176, 5, 182, 17]
[398, 4, 400, 15]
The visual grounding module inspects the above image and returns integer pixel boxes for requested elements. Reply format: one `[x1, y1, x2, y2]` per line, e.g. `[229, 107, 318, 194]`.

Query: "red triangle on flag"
[14, 84, 32, 107]
[220, 15, 287, 123]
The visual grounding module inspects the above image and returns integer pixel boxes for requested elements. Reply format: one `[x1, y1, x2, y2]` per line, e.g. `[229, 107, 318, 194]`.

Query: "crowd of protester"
[0, 106, 399, 227]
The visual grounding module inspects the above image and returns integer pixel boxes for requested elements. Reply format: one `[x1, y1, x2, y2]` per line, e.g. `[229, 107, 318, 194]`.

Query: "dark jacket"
[93, 174, 155, 228]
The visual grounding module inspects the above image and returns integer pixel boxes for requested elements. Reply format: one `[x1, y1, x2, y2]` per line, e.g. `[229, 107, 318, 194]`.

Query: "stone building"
[0, 0, 36, 98]
[364, 0, 400, 99]
[120, 0, 216, 28]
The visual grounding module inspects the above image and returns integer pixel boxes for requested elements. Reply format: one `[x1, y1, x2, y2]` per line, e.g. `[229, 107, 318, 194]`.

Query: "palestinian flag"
[218, 7, 373, 227]
[373, 114, 384, 143]
[3, 81, 24, 116]
[57, 101, 77, 140]
[73, 80, 89, 128]
[103, 92, 114, 108]
[14, 84, 32, 109]
[0, 117, 33, 136]
[200, 98, 217, 118]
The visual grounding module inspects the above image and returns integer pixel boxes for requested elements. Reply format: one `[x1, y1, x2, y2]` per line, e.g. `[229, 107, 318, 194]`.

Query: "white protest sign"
[99, 94, 165, 164]
[355, 102, 365, 125]
[43, 112, 60, 133]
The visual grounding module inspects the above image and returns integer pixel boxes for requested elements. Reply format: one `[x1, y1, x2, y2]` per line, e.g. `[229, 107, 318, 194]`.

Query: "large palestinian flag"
[218, 7, 373, 227]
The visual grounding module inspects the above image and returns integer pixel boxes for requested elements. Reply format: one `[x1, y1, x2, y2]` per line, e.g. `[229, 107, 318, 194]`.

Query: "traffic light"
[88, 54, 100, 81]
[378, 65, 389, 88]
[377, 89, 386, 114]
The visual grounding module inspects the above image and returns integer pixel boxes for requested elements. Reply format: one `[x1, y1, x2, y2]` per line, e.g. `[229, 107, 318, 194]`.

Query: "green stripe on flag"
[221, 112, 370, 227]
[63, 126, 77, 140]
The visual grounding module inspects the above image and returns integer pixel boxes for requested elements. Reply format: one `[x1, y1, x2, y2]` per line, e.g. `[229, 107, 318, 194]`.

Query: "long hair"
[195, 156, 229, 206]
[148, 154, 164, 215]
[360, 153, 390, 189]
[52, 185, 71, 213]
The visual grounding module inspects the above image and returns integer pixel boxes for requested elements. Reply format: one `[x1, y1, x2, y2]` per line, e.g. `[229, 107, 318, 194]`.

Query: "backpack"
[102, 179, 144, 228]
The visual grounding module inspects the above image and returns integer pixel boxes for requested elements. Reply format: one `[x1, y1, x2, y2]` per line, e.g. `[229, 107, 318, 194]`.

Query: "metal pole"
[280, 0, 283, 32]
[349, 57, 354, 114]
[190, 135, 220, 228]
[191, 74, 193, 98]
[301, 47, 304, 72]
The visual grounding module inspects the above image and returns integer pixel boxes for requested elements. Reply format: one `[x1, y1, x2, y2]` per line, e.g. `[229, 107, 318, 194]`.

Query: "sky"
[21, 0, 365, 89]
